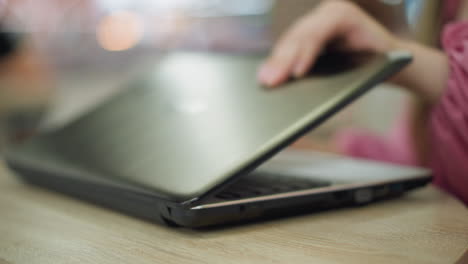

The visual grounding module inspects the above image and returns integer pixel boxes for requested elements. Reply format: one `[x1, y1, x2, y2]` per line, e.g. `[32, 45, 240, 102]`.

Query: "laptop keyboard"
[214, 172, 331, 200]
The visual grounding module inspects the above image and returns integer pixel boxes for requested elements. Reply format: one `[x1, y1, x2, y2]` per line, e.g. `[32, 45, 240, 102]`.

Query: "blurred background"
[0, 0, 440, 145]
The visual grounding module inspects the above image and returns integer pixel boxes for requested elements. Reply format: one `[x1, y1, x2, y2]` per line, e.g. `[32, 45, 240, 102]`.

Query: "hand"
[257, 0, 400, 87]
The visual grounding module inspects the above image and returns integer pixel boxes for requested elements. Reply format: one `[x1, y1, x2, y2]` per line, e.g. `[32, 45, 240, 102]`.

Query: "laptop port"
[374, 186, 389, 198]
[354, 188, 373, 204]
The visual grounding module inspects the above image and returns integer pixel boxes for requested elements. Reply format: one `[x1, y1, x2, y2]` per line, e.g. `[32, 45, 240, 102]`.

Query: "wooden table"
[0, 164, 467, 264]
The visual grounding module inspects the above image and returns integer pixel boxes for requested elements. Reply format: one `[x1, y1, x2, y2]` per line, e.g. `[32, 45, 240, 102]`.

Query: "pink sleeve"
[334, 113, 418, 166]
[428, 21, 468, 205]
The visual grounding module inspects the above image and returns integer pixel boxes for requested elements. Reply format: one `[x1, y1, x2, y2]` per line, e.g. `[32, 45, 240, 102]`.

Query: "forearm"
[391, 40, 449, 104]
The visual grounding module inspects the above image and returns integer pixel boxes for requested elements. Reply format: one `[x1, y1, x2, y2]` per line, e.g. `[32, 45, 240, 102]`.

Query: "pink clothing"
[337, 3, 468, 205]
[429, 21, 468, 204]
[335, 113, 417, 166]
[443, 0, 462, 24]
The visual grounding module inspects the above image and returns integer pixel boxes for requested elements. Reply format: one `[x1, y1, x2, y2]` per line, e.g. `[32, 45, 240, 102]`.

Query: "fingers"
[257, 46, 298, 87]
[292, 40, 320, 78]
[258, 0, 361, 87]
[257, 27, 303, 87]
[257, 18, 311, 87]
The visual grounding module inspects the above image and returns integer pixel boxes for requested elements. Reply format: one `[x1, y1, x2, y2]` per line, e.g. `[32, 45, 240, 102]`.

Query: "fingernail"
[258, 64, 277, 87]
[292, 63, 304, 78]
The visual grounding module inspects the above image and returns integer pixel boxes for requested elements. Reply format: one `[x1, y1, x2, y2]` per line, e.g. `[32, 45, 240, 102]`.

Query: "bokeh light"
[96, 10, 144, 51]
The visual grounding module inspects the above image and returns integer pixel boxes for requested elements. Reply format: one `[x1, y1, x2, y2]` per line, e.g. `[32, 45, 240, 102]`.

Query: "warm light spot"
[96, 11, 144, 51]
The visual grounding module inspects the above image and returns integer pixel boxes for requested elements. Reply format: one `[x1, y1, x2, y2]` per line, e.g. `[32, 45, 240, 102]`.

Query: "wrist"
[388, 39, 415, 85]
[388, 39, 449, 103]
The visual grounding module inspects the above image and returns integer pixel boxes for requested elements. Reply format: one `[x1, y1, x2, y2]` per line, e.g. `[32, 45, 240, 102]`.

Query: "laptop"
[5, 51, 431, 227]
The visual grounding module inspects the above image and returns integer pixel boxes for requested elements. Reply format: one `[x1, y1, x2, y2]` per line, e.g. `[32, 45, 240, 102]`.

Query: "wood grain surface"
[0, 164, 467, 264]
